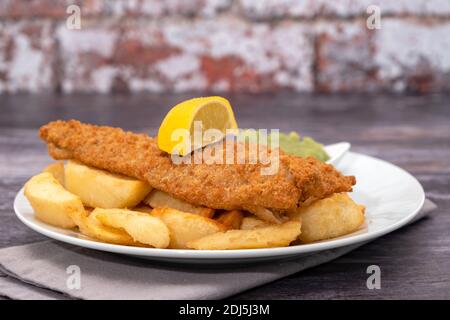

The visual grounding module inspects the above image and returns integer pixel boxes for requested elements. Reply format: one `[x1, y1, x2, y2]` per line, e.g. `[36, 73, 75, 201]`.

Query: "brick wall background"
[1, 0, 450, 94]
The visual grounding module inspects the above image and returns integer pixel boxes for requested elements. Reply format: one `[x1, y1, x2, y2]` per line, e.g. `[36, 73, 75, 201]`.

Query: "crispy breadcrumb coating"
[39, 120, 355, 217]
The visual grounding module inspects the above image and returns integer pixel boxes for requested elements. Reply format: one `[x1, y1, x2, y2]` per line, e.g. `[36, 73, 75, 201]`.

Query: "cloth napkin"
[0, 199, 436, 300]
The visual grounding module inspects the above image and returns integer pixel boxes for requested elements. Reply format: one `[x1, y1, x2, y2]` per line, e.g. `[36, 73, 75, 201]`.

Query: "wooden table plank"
[1, 93, 449, 299]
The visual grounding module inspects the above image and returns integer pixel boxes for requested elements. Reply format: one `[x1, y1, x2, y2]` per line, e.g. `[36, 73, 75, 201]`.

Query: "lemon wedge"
[157, 96, 238, 156]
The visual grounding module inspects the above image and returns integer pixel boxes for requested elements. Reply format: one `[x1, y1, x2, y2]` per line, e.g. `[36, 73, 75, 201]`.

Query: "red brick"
[0, 21, 56, 93]
[56, 21, 119, 93]
[200, 55, 277, 92]
[158, 20, 313, 92]
[113, 37, 180, 68]
[239, 0, 450, 19]
[374, 19, 450, 93]
[57, 19, 313, 93]
[0, 0, 79, 18]
[315, 21, 378, 92]
[81, 0, 232, 17]
[0, 0, 232, 18]
[315, 19, 450, 93]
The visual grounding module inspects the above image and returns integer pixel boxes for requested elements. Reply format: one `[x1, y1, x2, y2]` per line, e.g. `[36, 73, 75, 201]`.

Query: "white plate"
[325, 142, 351, 165]
[14, 151, 424, 264]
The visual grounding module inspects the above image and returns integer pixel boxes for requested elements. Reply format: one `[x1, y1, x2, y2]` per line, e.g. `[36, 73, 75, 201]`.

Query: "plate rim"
[14, 151, 425, 260]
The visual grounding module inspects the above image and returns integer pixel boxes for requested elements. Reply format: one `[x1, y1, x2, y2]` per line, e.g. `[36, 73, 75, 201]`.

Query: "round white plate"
[325, 142, 351, 165]
[14, 151, 424, 264]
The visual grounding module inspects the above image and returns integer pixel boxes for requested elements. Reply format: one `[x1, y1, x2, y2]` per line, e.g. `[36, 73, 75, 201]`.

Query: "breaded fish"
[39, 120, 355, 222]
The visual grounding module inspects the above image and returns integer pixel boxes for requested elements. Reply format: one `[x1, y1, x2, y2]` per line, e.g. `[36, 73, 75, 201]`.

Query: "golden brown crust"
[39, 120, 355, 212]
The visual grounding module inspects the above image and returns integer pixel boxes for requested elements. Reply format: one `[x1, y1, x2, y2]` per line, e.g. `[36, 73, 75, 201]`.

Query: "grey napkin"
[0, 199, 436, 300]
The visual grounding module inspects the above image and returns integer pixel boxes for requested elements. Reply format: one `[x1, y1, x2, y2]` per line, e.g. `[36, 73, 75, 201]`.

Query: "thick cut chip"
[95, 208, 170, 248]
[187, 220, 301, 250]
[240, 216, 271, 230]
[151, 208, 226, 249]
[244, 205, 286, 224]
[215, 210, 243, 230]
[144, 189, 214, 218]
[132, 204, 153, 214]
[288, 193, 365, 243]
[65, 160, 151, 208]
[43, 162, 65, 186]
[70, 207, 135, 245]
[24, 172, 79, 229]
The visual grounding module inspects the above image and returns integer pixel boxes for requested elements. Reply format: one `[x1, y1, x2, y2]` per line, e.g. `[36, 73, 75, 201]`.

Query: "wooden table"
[1, 93, 449, 299]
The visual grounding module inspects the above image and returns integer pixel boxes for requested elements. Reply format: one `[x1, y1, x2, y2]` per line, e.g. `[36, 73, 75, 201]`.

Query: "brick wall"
[1, 0, 450, 94]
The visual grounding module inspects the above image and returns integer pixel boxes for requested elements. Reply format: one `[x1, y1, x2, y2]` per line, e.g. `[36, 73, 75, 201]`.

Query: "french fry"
[244, 205, 285, 224]
[132, 204, 153, 214]
[24, 172, 78, 229]
[65, 160, 152, 208]
[215, 210, 243, 230]
[28, 162, 364, 250]
[95, 208, 170, 248]
[43, 162, 65, 186]
[144, 189, 214, 218]
[69, 207, 136, 245]
[187, 220, 301, 250]
[240, 216, 271, 230]
[151, 208, 226, 249]
[288, 193, 365, 243]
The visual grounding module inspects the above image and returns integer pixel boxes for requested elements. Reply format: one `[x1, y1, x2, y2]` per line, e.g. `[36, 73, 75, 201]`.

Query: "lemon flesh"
[157, 96, 238, 156]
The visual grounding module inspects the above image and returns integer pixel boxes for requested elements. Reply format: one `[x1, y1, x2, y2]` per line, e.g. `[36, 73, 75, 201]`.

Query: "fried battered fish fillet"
[39, 120, 355, 222]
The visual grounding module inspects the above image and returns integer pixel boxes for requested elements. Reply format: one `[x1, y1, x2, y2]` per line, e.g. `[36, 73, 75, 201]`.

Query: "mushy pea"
[237, 130, 329, 162]
[274, 132, 329, 162]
